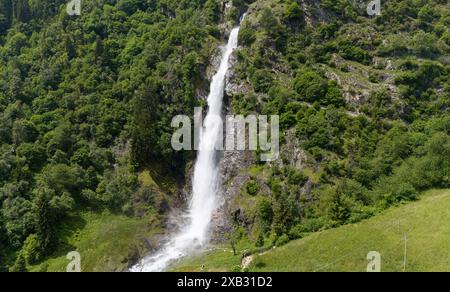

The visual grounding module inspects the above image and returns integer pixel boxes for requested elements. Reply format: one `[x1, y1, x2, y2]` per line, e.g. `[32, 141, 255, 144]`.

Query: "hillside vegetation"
[0, 0, 244, 271]
[172, 189, 450, 272]
[0, 0, 448, 272]
[28, 211, 160, 272]
[221, 0, 449, 254]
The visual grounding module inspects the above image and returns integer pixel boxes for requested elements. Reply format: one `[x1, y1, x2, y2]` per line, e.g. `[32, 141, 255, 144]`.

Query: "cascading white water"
[131, 18, 244, 272]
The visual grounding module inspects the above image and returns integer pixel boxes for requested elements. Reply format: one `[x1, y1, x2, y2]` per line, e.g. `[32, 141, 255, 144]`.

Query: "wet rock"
[210, 149, 255, 243]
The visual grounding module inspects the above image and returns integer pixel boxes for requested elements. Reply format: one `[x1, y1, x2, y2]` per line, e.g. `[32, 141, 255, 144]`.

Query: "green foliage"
[260, 8, 286, 50]
[255, 233, 264, 248]
[0, 0, 448, 272]
[9, 251, 27, 272]
[320, 0, 357, 20]
[396, 61, 444, 98]
[205, 0, 221, 23]
[339, 43, 371, 64]
[0, 0, 13, 34]
[294, 68, 328, 102]
[32, 186, 73, 254]
[283, 1, 303, 23]
[0, 0, 225, 269]
[251, 69, 273, 93]
[286, 168, 308, 185]
[2, 195, 34, 248]
[274, 234, 289, 247]
[238, 24, 256, 47]
[256, 197, 273, 227]
[289, 217, 333, 238]
[245, 179, 260, 196]
[131, 77, 162, 167]
[22, 234, 42, 264]
[329, 190, 351, 225]
[294, 68, 345, 107]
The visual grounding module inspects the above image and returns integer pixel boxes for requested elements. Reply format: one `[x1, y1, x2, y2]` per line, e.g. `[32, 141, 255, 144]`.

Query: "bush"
[287, 169, 308, 185]
[348, 206, 377, 224]
[294, 69, 328, 102]
[329, 191, 351, 225]
[230, 265, 242, 272]
[251, 69, 273, 93]
[9, 252, 27, 272]
[339, 44, 371, 64]
[369, 72, 382, 83]
[255, 234, 265, 248]
[324, 81, 345, 107]
[392, 183, 418, 203]
[275, 234, 290, 247]
[256, 197, 273, 227]
[245, 180, 260, 196]
[284, 1, 303, 23]
[205, 0, 221, 22]
[239, 25, 256, 47]
[22, 234, 42, 264]
[289, 217, 333, 238]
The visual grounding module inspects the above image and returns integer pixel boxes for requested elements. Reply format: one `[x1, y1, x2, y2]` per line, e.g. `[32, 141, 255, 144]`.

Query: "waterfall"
[131, 18, 244, 272]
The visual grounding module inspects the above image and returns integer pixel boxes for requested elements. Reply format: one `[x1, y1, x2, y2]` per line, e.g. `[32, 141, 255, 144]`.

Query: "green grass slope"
[28, 211, 159, 272]
[172, 189, 450, 272]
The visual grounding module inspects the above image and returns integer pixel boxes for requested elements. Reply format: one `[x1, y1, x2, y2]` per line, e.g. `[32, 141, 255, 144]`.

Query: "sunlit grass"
[172, 189, 450, 272]
[29, 211, 156, 272]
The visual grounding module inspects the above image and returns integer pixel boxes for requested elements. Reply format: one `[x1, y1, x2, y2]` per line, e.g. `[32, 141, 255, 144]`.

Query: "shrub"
[339, 44, 371, 64]
[239, 25, 256, 47]
[284, 1, 303, 23]
[251, 69, 273, 93]
[255, 234, 265, 248]
[329, 191, 351, 225]
[275, 234, 290, 247]
[9, 252, 27, 272]
[204, 0, 221, 22]
[392, 183, 418, 202]
[22, 234, 42, 264]
[256, 197, 273, 226]
[290, 217, 333, 237]
[230, 265, 242, 272]
[324, 81, 345, 107]
[245, 179, 260, 196]
[287, 169, 308, 185]
[294, 69, 328, 102]
[369, 72, 382, 83]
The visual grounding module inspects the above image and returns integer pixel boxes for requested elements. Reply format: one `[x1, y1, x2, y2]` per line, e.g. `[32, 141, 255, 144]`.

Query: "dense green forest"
[0, 0, 245, 271]
[226, 0, 449, 249]
[0, 0, 448, 271]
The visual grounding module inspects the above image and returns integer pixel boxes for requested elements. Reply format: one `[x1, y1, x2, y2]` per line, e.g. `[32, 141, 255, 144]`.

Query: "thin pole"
[403, 234, 408, 272]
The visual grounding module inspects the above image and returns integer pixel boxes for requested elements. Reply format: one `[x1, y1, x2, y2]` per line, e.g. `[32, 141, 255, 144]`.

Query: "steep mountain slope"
[217, 0, 449, 252]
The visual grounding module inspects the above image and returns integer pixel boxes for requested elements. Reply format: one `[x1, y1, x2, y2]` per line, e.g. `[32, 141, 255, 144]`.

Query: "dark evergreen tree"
[12, 0, 31, 22]
[329, 190, 351, 224]
[131, 77, 162, 168]
[204, 0, 221, 22]
[33, 188, 55, 254]
[0, 0, 12, 34]
[9, 252, 27, 272]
